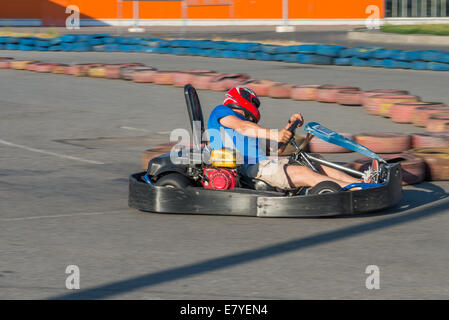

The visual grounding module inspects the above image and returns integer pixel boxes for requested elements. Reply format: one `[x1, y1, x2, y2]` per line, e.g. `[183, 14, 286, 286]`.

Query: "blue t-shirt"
[207, 105, 267, 164]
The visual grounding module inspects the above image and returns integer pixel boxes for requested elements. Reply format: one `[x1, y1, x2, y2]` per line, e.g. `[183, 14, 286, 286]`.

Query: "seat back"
[184, 84, 205, 149]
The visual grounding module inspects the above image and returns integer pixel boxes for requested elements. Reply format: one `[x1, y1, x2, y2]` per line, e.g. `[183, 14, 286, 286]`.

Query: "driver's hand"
[278, 128, 293, 144]
[286, 113, 304, 129]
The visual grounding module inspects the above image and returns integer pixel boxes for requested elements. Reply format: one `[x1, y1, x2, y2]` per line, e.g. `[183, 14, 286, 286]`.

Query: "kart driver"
[207, 86, 361, 190]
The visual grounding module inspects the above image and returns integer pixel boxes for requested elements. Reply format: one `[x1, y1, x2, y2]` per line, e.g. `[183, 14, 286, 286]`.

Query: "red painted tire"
[362, 89, 409, 105]
[191, 73, 220, 90]
[290, 85, 321, 101]
[173, 72, 195, 87]
[335, 90, 363, 106]
[105, 63, 144, 79]
[407, 147, 449, 181]
[209, 73, 249, 91]
[268, 83, 294, 99]
[243, 79, 279, 97]
[364, 94, 419, 116]
[355, 133, 411, 153]
[412, 133, 449, 148]
[152, 71, 175, 85]
[309, 133, 354, 153]
[426, 112, 449, 133]
[412, 105, 449, 127]
[316, 85, 359, 103]
[0, 60, 11, 69]
[120, 66, 156, 81]
[132, 70, 157, 83]
[351, 153, 425, 185]
[390, 102, 442, 123]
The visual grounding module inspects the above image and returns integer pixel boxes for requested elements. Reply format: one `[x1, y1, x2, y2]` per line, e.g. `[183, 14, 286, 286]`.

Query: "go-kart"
[128, 85, 402, 217]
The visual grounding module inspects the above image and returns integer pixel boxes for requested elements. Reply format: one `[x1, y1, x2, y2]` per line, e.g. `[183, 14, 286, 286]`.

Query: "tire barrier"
[390, 102, 442, 124]
[208, 73, 249, 91]
[408, 148, 449, 180]
[362, 89, 409, 106]
[152, 71, 176, 85]
[3, 35, 449, 71]
[241, 79, 278, 97]
[105, 63, 144, 79]
[350, 153, 425, 185]
[355, 133, 411, 153]
[290, 85, 321, 101]
[65, 63, 104, 77]
[309, 133, 354, 153]
[191, 72, 220, 90]
[88, 66, 106, 78]
[412, 133, 449, 148]
[120, 66, 156, 81]
[10, 60, 34, 70]
[335, 90, 364, 106]
[52, 64, 68, 74]
[412, 105, 449, 127]
[364, 94, 418, 115]
[426, 113, 449, 133]
[0, 60, 11, 69]
[316, 85, 359, 103]
[268, 83, 294, 99]
[132, 69, 158, 83]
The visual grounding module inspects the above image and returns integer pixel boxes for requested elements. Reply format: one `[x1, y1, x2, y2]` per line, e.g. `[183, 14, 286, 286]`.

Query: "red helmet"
[223, 86, 260, 123]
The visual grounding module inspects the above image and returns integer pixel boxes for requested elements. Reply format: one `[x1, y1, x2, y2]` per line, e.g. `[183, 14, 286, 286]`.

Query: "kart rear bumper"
[128, 163, 403, 218]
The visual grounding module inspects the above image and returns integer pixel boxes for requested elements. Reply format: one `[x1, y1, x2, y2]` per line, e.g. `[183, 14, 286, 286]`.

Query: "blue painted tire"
[430, 62, 449, 71]
[5, 44, 19, 50]
[49, 45, 62, 51]
[334, 57, 351, 65]
[60, 35, 77, 43]
[339, 48, 357, 58]
[18, 45, 35, 51]
[411, 61, 429, 70]
[282, 54, 298, 63]
[6, 37, 19, 44]
[297, 44, 317, 54]
[383, 59, 401, 68]
[297, 53, 332, 65]
[19, 37, 37, 46]
[72, 43, 92, 52]
[35, 40, 51, 47]
[255, 52, 274, 61]
[372, 50, 402, 59]
[351, 57, 369, 67]
[315, 45, 346, 57]
[260, 45, 281, 54]
[420, 50, 445, 62]
[36, 46, 49, 51]
[368, 59, 385, 67]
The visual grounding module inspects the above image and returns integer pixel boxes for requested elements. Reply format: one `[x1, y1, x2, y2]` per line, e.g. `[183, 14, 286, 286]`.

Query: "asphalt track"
[1, 50, 449, 299]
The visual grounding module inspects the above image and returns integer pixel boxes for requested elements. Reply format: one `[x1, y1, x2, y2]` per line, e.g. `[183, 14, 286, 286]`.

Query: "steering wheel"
[279, 119, 303, 149]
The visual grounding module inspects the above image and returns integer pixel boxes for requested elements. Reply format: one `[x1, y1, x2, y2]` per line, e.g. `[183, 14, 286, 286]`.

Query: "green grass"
[381, 24, 449, 36]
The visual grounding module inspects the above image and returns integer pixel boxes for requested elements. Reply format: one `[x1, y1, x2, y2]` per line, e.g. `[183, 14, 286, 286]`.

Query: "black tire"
[307, 181, 342, 195]
[155, 173, 193, 189]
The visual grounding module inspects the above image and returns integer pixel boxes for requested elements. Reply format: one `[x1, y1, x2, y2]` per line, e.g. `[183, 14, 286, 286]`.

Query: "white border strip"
[0, 19, 42, 27]
[81, 18, 370, 27]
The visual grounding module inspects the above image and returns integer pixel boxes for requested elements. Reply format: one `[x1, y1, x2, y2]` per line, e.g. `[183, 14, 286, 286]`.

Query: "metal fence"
[385, 0, 448, 17]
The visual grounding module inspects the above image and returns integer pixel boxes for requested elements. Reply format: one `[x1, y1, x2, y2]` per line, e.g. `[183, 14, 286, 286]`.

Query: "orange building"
[1, 0, 384, 26]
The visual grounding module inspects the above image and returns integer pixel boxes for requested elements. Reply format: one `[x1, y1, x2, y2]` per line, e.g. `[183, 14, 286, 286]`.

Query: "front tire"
[155, 173, 193, 189]
[307, 181, 342, 195]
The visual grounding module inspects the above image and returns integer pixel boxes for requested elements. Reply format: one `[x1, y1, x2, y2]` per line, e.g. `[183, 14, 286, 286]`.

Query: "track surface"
[1, 50, 449, 299]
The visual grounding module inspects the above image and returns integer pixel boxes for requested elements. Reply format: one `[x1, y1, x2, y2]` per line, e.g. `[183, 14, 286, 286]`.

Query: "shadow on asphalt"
[50, 190, 449, 300]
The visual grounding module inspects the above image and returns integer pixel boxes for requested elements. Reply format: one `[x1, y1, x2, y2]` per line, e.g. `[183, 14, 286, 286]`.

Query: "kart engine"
[201, 168, 237, 190]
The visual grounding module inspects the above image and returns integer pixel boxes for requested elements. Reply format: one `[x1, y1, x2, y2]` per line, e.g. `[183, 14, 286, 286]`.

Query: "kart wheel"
[307, 181, 342, 195]
[155, 173, 193, 188]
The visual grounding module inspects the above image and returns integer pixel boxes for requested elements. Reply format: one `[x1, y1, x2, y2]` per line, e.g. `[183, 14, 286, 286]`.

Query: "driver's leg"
[316, 164, 360, 184]
[285, 165, 355, 188]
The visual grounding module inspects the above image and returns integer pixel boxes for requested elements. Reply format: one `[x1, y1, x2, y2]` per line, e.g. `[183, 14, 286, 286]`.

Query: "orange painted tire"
[65, 63, 104, 76]
[10, 60, 35, 70]
[51, 64, 69, 74]
[364, 94, 419, 116]
[243, 79, 279, 97]
[390, 102, 443, 123]
[209, 78, 231, 91]
[362, 89, 409, 105]
[132, 70, 158, 83]
[412, 105, 449, 127]
[407, 148, 449, 181]
[88, 66, 106, 78]
[335, 90, 363, 106]
[316, 85, 359, 103]
[412, 133, 449, 148]
[355, 133, 411, 153]
[426, 112, 449, 133]
[152, 71, 176, 85]
[351, 153, 425, 185]
[290, 85, 321, 101]
[268, 83, 294, 99]
[309, 133, 354, 153]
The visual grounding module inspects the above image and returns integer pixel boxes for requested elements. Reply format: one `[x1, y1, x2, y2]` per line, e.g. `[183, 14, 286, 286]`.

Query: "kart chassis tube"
[128, 163, 402, 217]
[305, 153, 364, 178]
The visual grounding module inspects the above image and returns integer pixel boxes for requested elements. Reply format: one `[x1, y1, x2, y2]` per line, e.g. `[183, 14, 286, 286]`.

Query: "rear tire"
[155, 173, 193, 189]
[307, 181, 342, 195]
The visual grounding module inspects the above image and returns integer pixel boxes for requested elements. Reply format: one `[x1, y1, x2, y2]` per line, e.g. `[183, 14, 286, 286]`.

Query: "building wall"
[1, 0, 385, 25]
